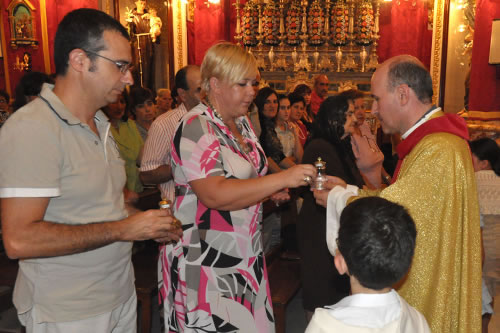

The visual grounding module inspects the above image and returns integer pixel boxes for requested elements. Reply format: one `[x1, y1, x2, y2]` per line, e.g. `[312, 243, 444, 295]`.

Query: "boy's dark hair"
[338, 197, 417, 290]
[54, 8, 129, 76]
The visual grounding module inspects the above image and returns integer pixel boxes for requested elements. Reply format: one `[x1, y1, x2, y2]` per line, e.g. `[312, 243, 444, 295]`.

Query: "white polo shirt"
[0, 84, 134, 323]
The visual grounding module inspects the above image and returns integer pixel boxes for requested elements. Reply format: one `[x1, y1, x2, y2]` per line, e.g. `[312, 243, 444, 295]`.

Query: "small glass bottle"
[159, 199, 172, 213]
[312, 157, 327, 190]
[159, 199, 182, 229]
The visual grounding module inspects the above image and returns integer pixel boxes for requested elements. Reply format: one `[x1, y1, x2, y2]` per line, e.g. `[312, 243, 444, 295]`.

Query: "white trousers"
[19, 292, 137, 333]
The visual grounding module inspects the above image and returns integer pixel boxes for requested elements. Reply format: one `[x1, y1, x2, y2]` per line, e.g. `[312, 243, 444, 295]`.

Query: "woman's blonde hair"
[201, 42, 257, 92]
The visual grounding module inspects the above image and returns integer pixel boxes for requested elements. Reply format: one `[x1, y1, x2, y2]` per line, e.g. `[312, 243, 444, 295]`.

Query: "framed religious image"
[7, 0, 38, 49]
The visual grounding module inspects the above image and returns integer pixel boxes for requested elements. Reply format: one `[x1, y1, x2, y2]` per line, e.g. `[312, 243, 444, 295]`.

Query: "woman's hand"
[270, 189, 290, 206]
[281, 163, 317, 188]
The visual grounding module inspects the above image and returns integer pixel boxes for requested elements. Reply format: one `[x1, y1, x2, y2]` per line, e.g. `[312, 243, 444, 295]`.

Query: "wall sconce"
[13, 52, 31, 71]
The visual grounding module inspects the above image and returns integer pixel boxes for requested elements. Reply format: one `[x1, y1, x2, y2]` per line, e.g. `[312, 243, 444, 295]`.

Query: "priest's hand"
[313, 175, 347, 208]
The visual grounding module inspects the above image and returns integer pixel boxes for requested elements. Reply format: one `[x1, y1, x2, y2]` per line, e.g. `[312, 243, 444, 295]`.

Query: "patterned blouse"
[161, 103, 275, 332]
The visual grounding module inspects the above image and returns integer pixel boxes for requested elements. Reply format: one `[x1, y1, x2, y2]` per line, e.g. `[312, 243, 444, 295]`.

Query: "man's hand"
[121, 209, 183, 243]
[313, 175, 347, 208]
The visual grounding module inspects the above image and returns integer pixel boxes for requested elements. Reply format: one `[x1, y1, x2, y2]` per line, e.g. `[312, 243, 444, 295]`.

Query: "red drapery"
[377, 1, 432, 68]
[469, 0, 500, 111]
[0, 0, 98, 93]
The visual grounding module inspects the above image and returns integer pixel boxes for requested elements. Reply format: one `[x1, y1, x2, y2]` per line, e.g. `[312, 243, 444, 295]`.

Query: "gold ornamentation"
[176, 0, 183, 71]
[430, 0, 444, 105]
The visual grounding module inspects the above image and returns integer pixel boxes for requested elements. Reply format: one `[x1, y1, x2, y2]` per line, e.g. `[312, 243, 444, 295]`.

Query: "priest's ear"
[334, 250, 349, 276]
[396, 84, 410, 106]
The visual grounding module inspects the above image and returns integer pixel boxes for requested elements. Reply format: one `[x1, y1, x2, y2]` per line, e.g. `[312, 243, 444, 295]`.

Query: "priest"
[314, 55, 481, 333]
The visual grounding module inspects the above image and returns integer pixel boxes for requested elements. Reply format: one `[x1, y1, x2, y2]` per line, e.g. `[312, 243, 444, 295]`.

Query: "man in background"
[310, 74, 329, 115]
[156, 88, 173, 117]
[140, 65, 201, 202]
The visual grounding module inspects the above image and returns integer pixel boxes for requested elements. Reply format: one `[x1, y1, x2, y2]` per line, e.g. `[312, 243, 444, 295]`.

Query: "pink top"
[350, 122, 384, 189]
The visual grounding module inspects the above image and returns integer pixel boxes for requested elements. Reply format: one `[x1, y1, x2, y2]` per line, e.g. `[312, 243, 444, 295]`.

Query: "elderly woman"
[162, 42, 316, 332]
[297, 95, 365, 321]
[103, 91, 144, 203]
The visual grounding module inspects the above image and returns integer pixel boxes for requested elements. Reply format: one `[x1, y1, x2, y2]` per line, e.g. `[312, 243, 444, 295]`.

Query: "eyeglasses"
[82, 49, 133, 74]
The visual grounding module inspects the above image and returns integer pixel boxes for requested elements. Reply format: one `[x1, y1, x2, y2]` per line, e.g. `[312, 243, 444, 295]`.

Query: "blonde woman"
[161, 42, 316, 332]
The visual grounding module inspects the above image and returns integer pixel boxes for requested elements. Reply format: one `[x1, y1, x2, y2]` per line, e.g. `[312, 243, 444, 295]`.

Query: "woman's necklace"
[205, 99, 251, 154]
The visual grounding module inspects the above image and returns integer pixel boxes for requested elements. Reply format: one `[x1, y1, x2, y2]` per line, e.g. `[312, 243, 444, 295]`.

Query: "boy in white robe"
[306, 197, 431, 333]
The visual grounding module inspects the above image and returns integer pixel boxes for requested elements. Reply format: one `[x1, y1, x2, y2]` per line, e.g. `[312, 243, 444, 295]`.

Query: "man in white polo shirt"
[0, 8, 182, 332]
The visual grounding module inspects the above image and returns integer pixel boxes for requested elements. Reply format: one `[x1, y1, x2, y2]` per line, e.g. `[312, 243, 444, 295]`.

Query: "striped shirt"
[140, 103, 187, 201]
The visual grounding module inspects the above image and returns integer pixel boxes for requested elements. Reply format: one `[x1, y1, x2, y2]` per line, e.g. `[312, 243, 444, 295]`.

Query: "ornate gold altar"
[234, 0, 381, 93]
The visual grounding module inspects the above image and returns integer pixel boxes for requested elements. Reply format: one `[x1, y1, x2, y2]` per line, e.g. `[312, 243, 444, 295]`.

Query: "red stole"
[392, 113, 469, 182]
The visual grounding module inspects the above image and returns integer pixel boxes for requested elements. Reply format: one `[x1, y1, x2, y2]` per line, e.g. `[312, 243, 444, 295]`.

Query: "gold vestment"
[359, 131, 482, 333]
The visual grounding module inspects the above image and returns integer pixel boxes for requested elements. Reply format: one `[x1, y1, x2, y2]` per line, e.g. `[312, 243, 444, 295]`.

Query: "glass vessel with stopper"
[312, 157, 327, 190]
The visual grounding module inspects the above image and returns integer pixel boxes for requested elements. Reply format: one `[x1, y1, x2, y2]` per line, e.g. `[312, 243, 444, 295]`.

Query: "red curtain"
[0, 0, 98, 93]
[189, 0, 226, 65]
[468, 0, 500, 111]
[377, 0, 432, 68]
[46, 0, 99, 74]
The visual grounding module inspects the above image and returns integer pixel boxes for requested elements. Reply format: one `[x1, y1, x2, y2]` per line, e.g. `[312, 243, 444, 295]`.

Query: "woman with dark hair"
[129, 86, 156, 141]
[103, 91, 144, 203]
[469, 137, 500, 331]
[288, 92, 308, 147]
[293, 83, 314, 129]
[297, 95, 365, 321]
[275, 94, 303, 164]
[13, 71, 53, 111]
[256, 87, 296, 173]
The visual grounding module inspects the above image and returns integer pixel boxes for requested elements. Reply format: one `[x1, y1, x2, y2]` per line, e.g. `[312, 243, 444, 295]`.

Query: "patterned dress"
[161, 103, 274, 332]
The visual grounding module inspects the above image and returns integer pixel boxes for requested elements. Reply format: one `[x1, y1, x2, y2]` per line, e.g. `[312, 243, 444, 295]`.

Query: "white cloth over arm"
[326, 184, 359, 256]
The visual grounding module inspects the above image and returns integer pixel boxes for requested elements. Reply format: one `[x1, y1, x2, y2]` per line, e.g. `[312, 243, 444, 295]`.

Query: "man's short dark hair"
[54, 8, 129, 76]
[338, 197, 417, 290]
[175, 65, 197, 92]
[387, 59, 433, 104]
